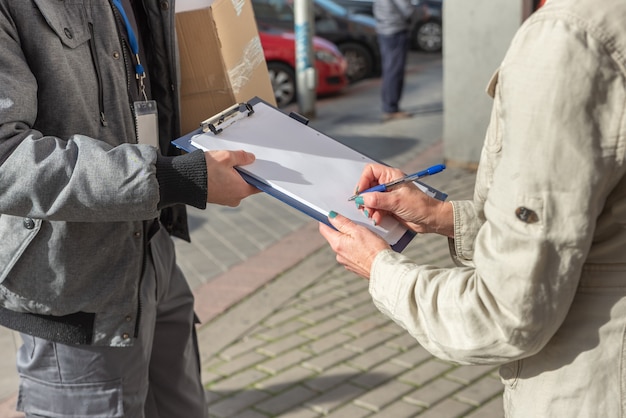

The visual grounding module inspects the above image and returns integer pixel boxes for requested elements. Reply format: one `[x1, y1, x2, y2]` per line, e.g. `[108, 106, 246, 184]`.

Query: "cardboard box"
[175, 0, 276, 134]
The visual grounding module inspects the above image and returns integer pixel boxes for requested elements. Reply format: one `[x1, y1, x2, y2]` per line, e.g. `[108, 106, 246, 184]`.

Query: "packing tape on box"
[228, 36, 265, 94]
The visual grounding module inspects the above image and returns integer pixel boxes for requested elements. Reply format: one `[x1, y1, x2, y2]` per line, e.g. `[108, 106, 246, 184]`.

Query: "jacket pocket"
[33, 0, 91, 49]
[18, 374, 123, 417]
[0, 215, 42, 284]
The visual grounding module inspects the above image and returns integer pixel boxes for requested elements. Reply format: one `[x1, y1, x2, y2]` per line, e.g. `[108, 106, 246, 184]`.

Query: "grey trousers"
[15, 227, 207, 417]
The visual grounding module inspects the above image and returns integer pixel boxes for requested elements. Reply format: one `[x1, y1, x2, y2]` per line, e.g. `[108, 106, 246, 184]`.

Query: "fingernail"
[364, 209, 369, 218]
[328, 211, 337, 218]
[354, 196, 364, 206]
[373, 219, 377, 226]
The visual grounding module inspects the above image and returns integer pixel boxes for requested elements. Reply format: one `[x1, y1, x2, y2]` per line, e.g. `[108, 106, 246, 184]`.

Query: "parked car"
[260, 29, 349, 107]
[251, 0, 381, 82]
[334, 0, 443, 52]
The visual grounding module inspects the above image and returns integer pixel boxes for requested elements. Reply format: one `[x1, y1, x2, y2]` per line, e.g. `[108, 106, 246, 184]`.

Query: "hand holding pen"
[348, 164, 446, 201]
[346, 163, 453, 236]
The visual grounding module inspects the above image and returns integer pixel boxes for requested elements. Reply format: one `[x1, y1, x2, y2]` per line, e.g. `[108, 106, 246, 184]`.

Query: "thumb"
[231, 150, 256, 166]
[327, 210, 355, 233]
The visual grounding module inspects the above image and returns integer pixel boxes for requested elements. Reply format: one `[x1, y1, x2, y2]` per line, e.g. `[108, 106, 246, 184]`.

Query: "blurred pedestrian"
[320, 0, 626, 416]
[373, 0, 416, 122]
[0, 1, 258, 416]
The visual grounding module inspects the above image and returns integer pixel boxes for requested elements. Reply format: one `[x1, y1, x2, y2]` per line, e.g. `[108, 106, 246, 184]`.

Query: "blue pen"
[348, 163, 446, 201]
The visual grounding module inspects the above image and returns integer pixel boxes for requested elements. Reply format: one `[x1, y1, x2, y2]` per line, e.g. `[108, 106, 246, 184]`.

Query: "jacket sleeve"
[0, 5, 205, 223]
[369, 14, 626, 365]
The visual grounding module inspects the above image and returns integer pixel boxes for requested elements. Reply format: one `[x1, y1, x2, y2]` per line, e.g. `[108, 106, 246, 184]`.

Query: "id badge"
[134, 100, 159, 149]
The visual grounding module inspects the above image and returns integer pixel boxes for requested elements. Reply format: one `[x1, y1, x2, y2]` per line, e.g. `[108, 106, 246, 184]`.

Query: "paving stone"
[331, 277, 370, 297]
[201, 371, 223, 385]
[207, 389, 270, 418]
[302, 332, 353, 355]
[341, 314, 390, 338]
[203, 356, 226, 370]
[464, 394, 505, 418]
[256, 334, 310, 357]
[403, 377, 464, 408]
[298, 305, 346, 325]
[211, 409, 267, 418]
[299, 280, 343, 300]
[337, 301, 379, 323]
[257, 349, 312, 375]
[277, 407, 321, 418]
[300, 318, 347, 340]
[334, 291, 373, 309]
[302, 348, 357, 373]
[213, 351, 268, 377]
[303, 364, 361, 392]
[391, 345, 433, 368]
[255, 385, 318, 416]
[209, 369, 270, 392]
[413, 398, 474, 418]
[347, 345, 400, 371]
[398, 359, 455, 387]
[378, 322, 407, 337]
[204, 390, 224, 405]
[305, 383, 366, 415]
[369, 400, 424, 417]
[262, 306, 307, 327]
[349, 361, 406, 389]
[446, 364, 499, 385]
[353, 380, 415, 412]
[385, 333, 421, 351]
[296, 291, 345, 311]
[324, 403, 372, 418]
[254, 366, 316, 394]
[343, 327, 396, 353]
[453, 375, 504, 407]
[254, 320, 308, 341]
[219, 336, 266, 361]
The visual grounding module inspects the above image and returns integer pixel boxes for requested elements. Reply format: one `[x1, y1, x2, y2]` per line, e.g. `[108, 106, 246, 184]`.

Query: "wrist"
[433, 201, 455, 237]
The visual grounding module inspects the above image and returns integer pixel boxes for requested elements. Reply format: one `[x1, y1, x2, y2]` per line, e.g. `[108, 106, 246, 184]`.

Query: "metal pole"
[294, 0, 316, 118]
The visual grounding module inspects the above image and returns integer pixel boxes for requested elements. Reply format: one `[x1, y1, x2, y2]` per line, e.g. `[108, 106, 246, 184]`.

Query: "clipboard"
[172, 97, 447, 252]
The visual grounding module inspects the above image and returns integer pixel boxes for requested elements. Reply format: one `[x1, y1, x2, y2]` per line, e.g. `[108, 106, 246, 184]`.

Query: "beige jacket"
[369, 0, 626, 415]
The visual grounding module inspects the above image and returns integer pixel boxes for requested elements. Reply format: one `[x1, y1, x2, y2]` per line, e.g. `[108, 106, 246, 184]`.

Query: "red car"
[259, 29, 349, 107]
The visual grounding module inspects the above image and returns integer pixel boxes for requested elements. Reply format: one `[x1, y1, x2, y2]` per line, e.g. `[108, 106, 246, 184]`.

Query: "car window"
[251, 0, 294, 21]
[315, 0, 349, 17]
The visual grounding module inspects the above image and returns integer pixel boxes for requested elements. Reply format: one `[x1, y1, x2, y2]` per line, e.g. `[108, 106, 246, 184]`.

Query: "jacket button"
[63, 28, 73, 39]
[23, 218, 35, 229]
[515, 207, 539, 224]
[160, 1, 169, 10]
[122, 333, 130, 340]
[134, 231, 141, 238]
[113, 51, 120, 59]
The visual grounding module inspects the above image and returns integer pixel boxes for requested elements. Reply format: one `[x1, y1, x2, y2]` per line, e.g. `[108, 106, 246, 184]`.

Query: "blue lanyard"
[112, 0, 147, 99]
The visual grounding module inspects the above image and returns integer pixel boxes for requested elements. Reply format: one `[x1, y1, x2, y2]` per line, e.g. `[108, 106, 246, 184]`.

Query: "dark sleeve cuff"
[155, 150, 207, 210]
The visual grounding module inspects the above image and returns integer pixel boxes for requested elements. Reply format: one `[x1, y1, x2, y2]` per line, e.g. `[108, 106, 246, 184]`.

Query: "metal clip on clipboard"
[200, 102, 255, 135]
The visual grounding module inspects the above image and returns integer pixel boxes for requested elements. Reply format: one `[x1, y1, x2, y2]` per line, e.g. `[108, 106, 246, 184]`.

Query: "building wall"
[442, 0, 532, 167]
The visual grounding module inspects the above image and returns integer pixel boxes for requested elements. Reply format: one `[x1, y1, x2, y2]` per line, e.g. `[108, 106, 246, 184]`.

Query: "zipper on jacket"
[88, 23, 108, 127]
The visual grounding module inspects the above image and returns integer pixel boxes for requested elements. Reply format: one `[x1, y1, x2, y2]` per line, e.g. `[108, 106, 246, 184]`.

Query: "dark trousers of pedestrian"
[377, 30, 410, 114]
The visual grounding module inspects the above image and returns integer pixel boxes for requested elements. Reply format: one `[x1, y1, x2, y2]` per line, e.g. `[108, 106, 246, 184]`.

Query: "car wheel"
[267, 62, 296, 107]
[338, 42, 373, 82]
[414, 20, 442, 52]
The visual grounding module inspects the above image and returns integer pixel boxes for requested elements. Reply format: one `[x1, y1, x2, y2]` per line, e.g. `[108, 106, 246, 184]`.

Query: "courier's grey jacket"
[369, 0, 626, 415]
[0, 0, 205, 346]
